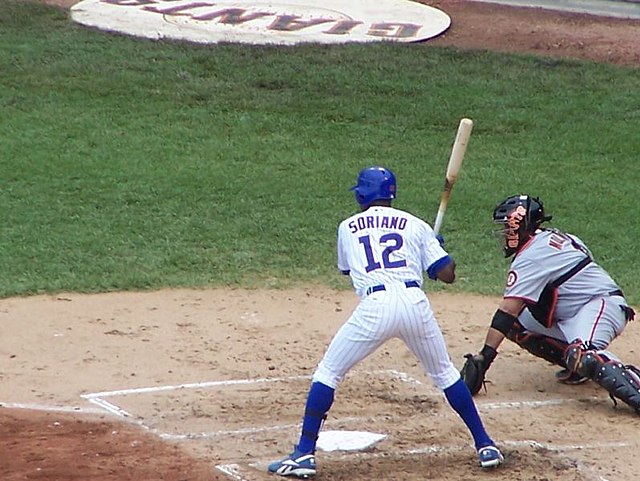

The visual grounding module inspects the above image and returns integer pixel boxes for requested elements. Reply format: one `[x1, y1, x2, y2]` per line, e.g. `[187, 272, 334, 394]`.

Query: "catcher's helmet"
[351, 166, 397, 209]
[493, 194, 551, 257]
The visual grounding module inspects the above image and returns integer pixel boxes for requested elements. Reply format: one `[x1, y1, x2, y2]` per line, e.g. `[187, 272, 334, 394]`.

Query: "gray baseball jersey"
[506, 229, 628, 349]
[312, 206, 460, 390]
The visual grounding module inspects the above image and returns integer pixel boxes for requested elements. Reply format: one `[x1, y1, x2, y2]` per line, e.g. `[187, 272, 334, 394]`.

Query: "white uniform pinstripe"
[312, 206, 460, 391]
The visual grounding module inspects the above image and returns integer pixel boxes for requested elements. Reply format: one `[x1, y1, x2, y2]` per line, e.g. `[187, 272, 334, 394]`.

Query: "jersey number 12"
[358, 233, 407, 272]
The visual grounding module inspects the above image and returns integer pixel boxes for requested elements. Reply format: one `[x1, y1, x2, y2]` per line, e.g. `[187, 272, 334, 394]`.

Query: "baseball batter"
[268, 166, 504, 479]
[461, 194, 640, 414]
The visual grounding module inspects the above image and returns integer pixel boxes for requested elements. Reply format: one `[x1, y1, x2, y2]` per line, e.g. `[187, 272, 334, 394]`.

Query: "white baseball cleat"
[268, 449, 316, 478]
[478, 445, 504, 468]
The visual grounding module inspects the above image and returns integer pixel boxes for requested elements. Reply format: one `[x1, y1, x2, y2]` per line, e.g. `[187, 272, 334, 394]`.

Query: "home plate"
[317, 430, 387, 451]
[225, 431, 387, 480]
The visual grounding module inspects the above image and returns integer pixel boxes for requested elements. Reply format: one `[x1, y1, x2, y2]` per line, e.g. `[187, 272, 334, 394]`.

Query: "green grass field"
[1, 1, 638, 304]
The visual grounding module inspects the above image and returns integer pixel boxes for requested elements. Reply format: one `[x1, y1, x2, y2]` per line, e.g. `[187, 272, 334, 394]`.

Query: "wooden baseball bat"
[433, 118, 473, 235]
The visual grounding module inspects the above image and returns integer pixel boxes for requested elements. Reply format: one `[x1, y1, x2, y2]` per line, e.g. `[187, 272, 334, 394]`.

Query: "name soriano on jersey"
[348, 215, 408, 233]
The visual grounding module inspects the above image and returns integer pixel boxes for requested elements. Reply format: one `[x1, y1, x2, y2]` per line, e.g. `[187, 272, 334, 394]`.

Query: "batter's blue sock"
[296, 381, 335, 454]
[444, 378, 493, 449]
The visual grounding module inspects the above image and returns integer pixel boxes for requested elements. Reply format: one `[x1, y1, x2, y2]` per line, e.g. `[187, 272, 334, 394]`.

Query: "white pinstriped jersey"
[505, 229, 620, 322]
[337, 206, 447, 297]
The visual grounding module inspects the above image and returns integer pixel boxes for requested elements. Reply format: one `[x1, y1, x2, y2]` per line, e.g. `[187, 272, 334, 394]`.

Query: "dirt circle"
[3, 2, 640, 481]
[39, 0, 640, 66]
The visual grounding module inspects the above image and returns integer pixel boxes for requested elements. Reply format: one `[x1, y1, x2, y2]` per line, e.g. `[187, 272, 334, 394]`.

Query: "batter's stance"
[268, 166, 504, 478]
[461, 195, 639, 414]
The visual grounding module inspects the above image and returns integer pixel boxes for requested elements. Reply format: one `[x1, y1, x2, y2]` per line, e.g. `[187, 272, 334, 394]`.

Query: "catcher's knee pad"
[508, 323, 567, 367]
[564, 344, 608, 379]
[564, 340, 604, 378]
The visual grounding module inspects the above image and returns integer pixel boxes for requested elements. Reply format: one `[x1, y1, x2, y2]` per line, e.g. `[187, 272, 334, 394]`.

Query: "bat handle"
[433, 209, 445, 235]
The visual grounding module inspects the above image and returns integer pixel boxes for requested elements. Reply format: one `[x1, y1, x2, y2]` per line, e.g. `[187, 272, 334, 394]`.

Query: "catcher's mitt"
[460, 354, 489, 395]
[460, 346, 498, 396]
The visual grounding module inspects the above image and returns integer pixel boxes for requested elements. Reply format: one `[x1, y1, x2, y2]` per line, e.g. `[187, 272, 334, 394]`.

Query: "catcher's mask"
[351, 166, 397, 209]
[493, 194, 551, 257]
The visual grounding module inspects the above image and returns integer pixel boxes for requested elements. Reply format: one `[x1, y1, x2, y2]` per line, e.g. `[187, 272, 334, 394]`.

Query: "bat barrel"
[433, 118, 473, 234]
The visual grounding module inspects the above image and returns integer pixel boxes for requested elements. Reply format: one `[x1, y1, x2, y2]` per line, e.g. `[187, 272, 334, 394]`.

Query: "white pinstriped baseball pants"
[312, 284, 460, 390]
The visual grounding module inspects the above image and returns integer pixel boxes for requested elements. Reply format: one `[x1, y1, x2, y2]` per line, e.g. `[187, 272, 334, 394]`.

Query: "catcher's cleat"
[268, 449, 316, 478]
[478, 445, 504, 469]
[555, 368, 589, 385]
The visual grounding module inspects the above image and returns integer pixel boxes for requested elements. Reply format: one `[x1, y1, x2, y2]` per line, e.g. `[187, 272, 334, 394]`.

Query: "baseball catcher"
[461, 194, 639, 413]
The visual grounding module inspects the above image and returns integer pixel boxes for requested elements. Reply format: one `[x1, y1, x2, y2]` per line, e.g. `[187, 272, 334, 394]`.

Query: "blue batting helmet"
[351, 166, 397, 209]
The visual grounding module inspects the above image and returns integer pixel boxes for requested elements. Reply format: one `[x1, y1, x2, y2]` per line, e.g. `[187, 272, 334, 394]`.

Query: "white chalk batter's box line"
[79, 369, 426, 434]
[79, 369, 609, 441]
[0, 401, 105, 415]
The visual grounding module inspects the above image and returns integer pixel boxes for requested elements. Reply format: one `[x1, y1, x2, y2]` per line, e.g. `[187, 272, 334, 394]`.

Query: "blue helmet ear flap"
[351, 166, 396, 208]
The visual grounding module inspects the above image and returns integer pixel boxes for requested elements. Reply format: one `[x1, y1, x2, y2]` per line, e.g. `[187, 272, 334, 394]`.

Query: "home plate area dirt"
[1, 287, 639, 480]
[3, 1, 640, 480]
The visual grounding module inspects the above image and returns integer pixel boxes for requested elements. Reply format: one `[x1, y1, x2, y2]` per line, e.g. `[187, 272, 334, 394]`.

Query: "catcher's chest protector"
[527, 256, 591, 328]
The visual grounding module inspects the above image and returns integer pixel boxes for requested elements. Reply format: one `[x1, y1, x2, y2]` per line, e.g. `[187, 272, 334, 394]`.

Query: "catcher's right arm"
[460, 345, 498, 396]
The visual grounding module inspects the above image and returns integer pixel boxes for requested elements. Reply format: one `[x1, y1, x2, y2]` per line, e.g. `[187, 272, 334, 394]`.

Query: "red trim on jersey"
[588, 298, 606, 343]
[514, 235, 536, 258]
[504, 295, 536, 308]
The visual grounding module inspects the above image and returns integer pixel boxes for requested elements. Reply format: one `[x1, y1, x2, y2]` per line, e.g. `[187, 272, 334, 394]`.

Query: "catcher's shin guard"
[507, 323, 567, 367]
[565, 342, 640, 414]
